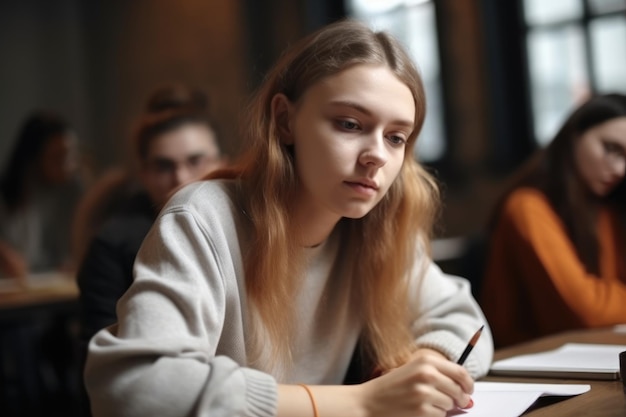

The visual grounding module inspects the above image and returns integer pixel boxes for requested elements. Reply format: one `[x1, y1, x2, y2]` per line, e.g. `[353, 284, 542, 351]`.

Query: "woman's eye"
[603, 142, 615, 152]
[338, 120, 359, 131]
[388, 134, 407, 146]
[603, 141, 624, 156]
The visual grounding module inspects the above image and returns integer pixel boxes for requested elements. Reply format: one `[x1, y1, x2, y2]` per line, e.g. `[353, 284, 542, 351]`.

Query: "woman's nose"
[612, 158, 626, 180]
[606, 148, 626, 179]
[358, 133, 387, 167]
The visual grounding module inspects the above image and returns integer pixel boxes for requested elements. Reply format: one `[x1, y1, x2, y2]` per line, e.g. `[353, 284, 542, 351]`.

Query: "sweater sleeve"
[409, 260, 494, 379]
[502, 188, 626, 327]
[84, 204, 277, 417]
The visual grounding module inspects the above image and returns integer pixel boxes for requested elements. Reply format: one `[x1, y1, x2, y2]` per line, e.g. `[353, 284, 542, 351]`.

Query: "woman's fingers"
[362, 350, 474, 416]
[407, 349, 474, 406]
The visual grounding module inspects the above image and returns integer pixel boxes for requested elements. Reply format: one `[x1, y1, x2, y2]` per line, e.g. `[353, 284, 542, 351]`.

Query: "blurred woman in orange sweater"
[481, 93, 626, 347]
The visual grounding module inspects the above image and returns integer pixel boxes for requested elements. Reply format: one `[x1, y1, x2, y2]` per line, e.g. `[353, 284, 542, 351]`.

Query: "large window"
[347, 0, 445, 162]
[522, 0, 626, 144]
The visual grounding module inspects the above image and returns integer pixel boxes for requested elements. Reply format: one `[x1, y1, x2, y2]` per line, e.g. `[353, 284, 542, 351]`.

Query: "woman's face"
[574, 116, 626, 197]
[140, 123, 222, 207]
[39, 131, 78, 185]
[280, 64, 415, 223]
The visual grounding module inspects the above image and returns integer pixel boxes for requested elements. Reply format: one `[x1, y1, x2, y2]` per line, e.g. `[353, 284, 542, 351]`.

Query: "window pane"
[348, 0, 431, 15]
[523, 0, 583, 25]
[590, 15, 626, 92]
[589, 0, 626, 14]
[527, 25, 591, 144]
[347, 0, 445, 161]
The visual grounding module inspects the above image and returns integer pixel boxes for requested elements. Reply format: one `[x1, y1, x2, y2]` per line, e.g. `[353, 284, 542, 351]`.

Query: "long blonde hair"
[210, 19, 439, 373]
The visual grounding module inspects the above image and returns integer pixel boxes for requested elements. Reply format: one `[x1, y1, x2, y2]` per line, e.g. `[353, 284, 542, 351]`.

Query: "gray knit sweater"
[85, 179, 493, 417]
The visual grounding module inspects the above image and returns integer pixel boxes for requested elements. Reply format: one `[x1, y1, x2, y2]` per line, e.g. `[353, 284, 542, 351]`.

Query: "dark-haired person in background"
[0, 110, 84, 278]
[481, 93, 626, 347]
[0, 110, 86, 416]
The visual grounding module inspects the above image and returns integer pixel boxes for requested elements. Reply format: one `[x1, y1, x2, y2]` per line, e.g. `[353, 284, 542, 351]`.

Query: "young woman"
[85, 20, 492, 417]
[481, 93, 626, 347]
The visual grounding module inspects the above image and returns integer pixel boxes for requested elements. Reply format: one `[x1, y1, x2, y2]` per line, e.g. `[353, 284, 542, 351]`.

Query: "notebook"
[490, 343, 626, 380]
[447, 382, 590, 416]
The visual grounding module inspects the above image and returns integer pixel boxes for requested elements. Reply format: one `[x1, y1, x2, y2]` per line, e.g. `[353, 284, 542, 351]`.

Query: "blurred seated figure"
[481, 93, 626, 347]
[0, 110, 84, 278]
[0, 109, 86, 416]
[76, 83, 224, 350]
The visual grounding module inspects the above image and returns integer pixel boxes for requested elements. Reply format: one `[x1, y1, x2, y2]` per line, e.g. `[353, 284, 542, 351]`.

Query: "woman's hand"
[360, 348, 474, 417]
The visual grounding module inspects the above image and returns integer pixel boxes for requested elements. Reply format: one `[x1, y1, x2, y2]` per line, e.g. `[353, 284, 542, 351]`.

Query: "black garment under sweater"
[77, 190, 157, 345]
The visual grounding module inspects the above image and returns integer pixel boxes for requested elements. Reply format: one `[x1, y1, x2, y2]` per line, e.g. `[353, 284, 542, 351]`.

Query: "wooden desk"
[0, 272, 80, 416]
[487, 328, 626, 416]
[0, 272, 78, 322]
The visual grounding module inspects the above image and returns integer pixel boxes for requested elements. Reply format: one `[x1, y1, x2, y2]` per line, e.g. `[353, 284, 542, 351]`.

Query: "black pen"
[457, 325, 484, 365]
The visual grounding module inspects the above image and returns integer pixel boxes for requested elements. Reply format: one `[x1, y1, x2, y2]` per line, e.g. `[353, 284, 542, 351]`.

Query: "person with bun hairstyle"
[481, 93, 626, 347]
[76, 83, 223, 349]
[85, 20, 492, 417]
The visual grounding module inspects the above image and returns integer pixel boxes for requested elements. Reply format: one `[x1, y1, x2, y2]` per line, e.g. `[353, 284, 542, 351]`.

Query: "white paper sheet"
[447, 382, 590, 417]
[613, 324, 626, 334]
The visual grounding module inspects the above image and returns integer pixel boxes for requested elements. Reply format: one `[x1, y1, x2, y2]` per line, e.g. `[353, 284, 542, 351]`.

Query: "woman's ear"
[271, 93, 295, 145]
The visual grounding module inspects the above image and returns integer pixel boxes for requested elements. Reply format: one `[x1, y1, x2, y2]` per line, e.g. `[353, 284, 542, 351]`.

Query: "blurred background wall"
[1, 0, 624, 240]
